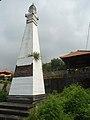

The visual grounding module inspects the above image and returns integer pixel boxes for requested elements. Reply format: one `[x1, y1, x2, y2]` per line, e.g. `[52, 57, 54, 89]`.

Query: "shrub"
[25, 93, 74, 120]
[61, 84, 90, 120]
[84, 104, 90, 120]
[0, 90, 7, 102]
[25, 84, 90, 120]
[0, 80, 10, 92]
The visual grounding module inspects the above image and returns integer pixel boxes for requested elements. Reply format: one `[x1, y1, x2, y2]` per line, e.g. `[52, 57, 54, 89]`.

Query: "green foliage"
[61, 84, 90, 120]
[28, 52, 40, 61]
[32, 52, 40, 61]
[51, 58, 66, 71]
[0, 90, 7, 102]
[43, 63, 52, 72]
[84, 104, 90, 120]
[25, 84, 90, 120]
[43, 58, 66, 72]
[25, 94, 74, 120]
[0, 80, 10, 92]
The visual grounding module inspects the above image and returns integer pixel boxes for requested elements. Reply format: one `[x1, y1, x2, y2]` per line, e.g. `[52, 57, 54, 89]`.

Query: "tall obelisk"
[9, 4, 45, 96]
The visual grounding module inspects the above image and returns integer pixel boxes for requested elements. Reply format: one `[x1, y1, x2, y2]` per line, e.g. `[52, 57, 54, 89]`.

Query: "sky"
[0, 0, 90, 71]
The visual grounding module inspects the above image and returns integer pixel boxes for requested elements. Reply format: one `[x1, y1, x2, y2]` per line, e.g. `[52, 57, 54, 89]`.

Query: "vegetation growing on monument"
[25, 84, 90, 120]
[32, 52, 40, 61]
[28, 52, 40, 61]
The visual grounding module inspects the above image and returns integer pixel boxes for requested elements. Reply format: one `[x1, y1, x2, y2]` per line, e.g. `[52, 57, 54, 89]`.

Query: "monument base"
[7, 94, 46, 105]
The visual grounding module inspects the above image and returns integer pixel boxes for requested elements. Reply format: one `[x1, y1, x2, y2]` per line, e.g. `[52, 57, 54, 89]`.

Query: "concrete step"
[0, 95, 45, 120]
[0, 108, 29, 117]
[0, 114, 23, 120]
[0, 101, 32, 120]
[0, 102, 33, 110]
[7, 96, 33, 104]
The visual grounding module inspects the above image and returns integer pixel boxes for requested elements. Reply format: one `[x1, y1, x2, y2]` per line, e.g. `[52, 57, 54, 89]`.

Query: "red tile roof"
[60, 50, 90, 59]
[0, 69, 13, 78]
[0, 69, 13, 74]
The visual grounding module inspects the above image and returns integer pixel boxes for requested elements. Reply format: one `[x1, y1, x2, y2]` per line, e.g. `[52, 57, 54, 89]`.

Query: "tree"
[43, 62, 52, 72]
[51, 58, 66, 71]
[43, 58, 66, 73]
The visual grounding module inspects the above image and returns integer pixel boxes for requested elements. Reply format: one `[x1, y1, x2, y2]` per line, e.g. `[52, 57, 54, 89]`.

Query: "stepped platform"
[0, 102, 31, 120]
[0, 95, 45, 120]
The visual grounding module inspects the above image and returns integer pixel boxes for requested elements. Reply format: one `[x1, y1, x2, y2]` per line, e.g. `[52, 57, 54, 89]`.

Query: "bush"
[61, 84, 90, 120]
[25, 84, 90, 120]
[26, 94, 74, 120]
[0, 90, 7, 102]
[84, 104, 90, 120]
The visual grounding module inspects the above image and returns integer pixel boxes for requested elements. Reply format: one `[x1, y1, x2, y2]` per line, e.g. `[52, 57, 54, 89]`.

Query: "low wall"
[44, 74, 90, 93]
[0, 72, 90, 94]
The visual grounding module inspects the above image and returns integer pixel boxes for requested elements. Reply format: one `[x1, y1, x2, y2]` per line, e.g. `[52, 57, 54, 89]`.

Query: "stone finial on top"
[25, 3, 39, 25]
[28, 3, 37, 14]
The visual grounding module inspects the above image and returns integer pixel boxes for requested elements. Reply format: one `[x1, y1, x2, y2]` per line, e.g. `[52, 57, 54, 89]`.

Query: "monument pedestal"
[7, 94, 46, 105]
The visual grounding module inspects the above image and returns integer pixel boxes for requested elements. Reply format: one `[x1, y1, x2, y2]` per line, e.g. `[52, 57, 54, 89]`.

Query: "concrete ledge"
[7, 94, 46, 104]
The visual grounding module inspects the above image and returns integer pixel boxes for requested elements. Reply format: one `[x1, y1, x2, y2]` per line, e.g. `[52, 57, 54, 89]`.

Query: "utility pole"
[86, 22, 90, 50]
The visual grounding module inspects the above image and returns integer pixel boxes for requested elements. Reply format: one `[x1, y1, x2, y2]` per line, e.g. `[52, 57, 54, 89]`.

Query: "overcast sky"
[0, 0, 90, 71]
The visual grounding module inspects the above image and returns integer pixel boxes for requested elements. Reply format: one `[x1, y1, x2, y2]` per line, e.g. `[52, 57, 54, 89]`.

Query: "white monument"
[9, 4, 45, 97]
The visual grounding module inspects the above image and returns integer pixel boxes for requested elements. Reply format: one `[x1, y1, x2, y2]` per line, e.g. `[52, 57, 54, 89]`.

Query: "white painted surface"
[17, 23, 33, 66]
[33, 59, 45, 95]
[33, 23, 40, 53]
[17, 57, 32, 66]
[9, 77, 33, 95]
[32, 20, 45, 95]
[9, 5, 45, 96]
